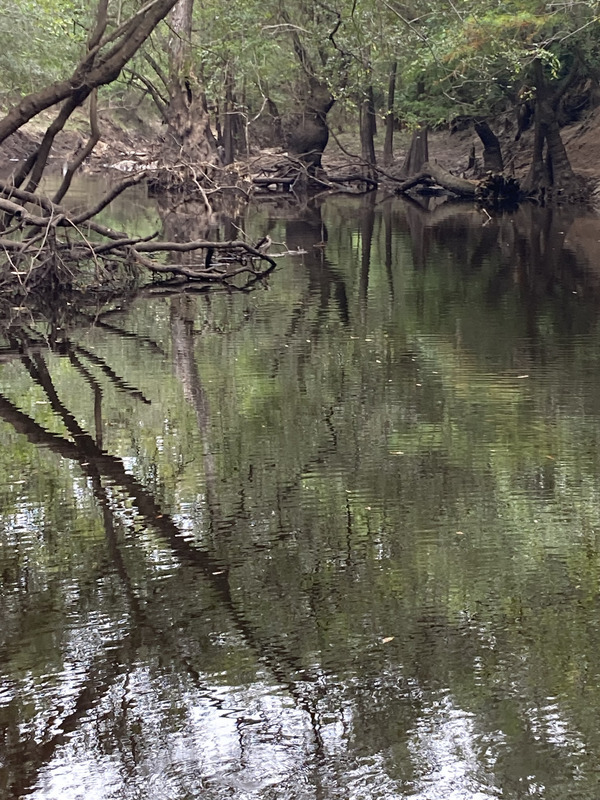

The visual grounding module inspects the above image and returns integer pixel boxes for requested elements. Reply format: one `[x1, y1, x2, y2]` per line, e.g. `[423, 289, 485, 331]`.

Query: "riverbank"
[2, 103, 600, 203]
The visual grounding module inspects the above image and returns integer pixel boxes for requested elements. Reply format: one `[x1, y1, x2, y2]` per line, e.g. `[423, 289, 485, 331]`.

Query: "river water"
[2, 191, 600, 799]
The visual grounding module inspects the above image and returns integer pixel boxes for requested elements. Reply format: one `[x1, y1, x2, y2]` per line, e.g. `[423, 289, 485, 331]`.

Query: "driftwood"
[252, 170, 377, 196]
[0, 175, 276, 297]
[328, 174, 378, 190]
[395, 161, 477, 197]
[251, 151, 379, 197]
[395, 161, 525, 207]
[253, 176, 295, 192]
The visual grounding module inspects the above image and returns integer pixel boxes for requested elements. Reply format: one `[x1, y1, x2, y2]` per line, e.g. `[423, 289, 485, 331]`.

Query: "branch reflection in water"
[2, 194, 600, 799]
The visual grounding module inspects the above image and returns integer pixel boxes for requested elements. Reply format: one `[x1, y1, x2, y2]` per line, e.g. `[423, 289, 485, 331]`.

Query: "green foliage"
[0, 0, 88, 97]
[1, 0, 600, 136]
[400, 0, 600, 122]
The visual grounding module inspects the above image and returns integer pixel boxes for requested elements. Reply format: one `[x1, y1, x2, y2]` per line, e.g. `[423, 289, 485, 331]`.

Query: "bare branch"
[71, 173, 149, 225]
[53, 90, 101, 204]
[144, 51, 171, 93]
[0, 0, 178, 145]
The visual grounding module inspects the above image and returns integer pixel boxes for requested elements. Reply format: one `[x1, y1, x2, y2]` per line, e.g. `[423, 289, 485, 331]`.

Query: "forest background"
[1, 0, 600, 193]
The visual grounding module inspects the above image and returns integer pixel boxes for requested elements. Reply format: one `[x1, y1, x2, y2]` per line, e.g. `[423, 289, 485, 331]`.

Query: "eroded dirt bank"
[1, 104, 600, 202]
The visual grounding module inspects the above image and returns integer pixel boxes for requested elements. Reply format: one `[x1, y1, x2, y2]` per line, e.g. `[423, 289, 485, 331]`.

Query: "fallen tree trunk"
[395, 162, 477, 197]
[394, 162, 526, 207]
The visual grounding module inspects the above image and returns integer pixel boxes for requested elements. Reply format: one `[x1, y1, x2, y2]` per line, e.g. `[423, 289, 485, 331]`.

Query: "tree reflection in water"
[2, 197, 600, 799]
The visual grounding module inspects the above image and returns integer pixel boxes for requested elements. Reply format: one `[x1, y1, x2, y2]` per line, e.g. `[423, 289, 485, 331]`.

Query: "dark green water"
[2, 192, 600, 799]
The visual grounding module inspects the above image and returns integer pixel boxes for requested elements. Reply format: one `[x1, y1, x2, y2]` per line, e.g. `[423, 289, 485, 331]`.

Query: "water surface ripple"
[2, 197, 600, 799]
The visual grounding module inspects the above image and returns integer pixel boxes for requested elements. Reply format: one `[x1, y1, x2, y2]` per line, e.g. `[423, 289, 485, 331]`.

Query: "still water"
[2, 192, 600, 799]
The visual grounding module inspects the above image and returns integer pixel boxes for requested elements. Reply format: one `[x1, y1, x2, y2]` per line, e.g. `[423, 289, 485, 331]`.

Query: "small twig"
[481, 207, 492, 225]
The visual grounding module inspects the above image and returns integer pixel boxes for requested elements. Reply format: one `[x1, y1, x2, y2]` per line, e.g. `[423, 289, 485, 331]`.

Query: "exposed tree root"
[476, 173, 524, 208]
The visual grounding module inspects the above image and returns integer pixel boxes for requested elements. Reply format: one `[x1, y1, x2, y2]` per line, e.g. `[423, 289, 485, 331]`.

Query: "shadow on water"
[3, 195, 600, 798]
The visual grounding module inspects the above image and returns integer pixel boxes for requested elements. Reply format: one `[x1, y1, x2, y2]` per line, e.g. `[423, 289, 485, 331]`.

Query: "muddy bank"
[0, 111, 160, 172]
[2, 104, 600, 202]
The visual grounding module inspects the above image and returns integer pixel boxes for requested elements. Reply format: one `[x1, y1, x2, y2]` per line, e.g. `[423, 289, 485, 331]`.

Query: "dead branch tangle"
[0, 175, 276, 296]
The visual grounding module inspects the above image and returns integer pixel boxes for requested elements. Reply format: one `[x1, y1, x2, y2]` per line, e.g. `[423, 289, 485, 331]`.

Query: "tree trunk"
[165, 86, 219, 165]
[286, 79, 334, 171]
[524, 96, 550, 190]
[400, 125, 429, 177]
[474, 120, 504, 173]
[280, 10, 334, 172]
[360, 86, 377, 180]
[523, 59, 578, 195]
[545, 115, 575, 187]
[164, 0, 218, 167]
[220, 67, 247, 164]
[222, 67, 236, 165]
[383, 61, 397, 166]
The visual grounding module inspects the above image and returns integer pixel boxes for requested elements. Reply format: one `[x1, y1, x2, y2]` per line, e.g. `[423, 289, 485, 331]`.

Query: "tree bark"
[400, 125, 429, 177]
[383, 61, 397, 166]
[474, 120, 504, 173]
[360, 86, 377, 180]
